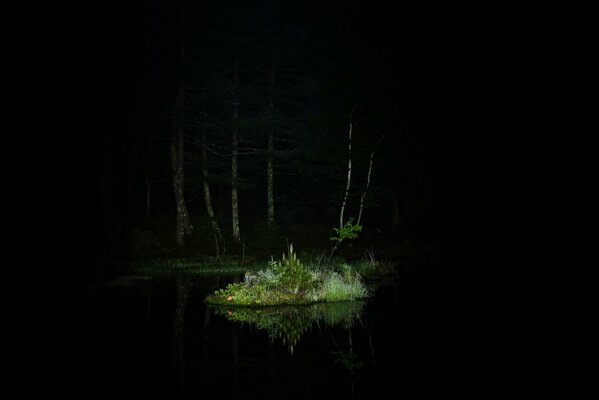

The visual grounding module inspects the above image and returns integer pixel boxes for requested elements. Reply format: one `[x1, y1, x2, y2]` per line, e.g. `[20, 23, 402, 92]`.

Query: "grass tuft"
[205, 245, 370, 306]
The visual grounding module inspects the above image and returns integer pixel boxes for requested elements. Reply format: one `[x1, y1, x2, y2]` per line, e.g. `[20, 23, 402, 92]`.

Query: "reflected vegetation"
[210, 300, 365, 354]
[91, 258, 457, 398]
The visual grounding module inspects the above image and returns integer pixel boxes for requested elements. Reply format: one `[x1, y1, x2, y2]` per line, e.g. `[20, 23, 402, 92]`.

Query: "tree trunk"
[267, 63, 275, 225]
[171, 1, 191, 247]
[231, 55, 241, 243]
[356, 148, 374, 226]
[356, 135, 382, 226]
[339, 114, 353, 228]
[202, 132, 223, 241]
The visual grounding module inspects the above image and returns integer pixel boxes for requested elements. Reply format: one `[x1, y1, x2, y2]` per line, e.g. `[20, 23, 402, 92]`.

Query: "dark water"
[82, 263, 473, 398]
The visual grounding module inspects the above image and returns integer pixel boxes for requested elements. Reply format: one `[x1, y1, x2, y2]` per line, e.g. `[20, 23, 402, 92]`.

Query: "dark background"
[72, 0, 504, 263]
[60, 1, 530, 392]
[9, 1, 565, 395]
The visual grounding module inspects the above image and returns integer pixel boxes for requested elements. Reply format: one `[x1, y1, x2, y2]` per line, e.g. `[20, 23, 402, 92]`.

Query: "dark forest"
[67, 0, 519, 397]
[78, 1, 484, 271]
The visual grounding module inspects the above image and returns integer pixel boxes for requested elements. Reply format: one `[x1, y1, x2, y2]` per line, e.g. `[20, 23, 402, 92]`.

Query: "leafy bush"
[330, 219, 362, 243]
[328, 218, 362, 263]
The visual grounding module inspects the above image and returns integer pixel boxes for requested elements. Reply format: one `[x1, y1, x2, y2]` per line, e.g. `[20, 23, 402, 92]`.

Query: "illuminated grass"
[205, 246, 369, 306]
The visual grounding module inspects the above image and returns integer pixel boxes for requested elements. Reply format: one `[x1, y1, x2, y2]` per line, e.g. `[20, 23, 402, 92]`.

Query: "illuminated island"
[204, 245, 371, 307]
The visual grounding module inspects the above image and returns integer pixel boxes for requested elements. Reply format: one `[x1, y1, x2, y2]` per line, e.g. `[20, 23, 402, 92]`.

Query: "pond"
[84, 262, 465, 398]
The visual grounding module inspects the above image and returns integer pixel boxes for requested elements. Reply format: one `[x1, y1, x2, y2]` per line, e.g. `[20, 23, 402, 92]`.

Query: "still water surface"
[85, 264, 464, 398]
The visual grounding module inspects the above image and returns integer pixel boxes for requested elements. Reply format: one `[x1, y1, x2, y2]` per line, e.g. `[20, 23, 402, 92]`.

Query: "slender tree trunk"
[231, 55, 241, 243]
[202, 132, 223, 241]
[171, 90, 191, 246]
[356, 135, 383, 225]
[356, 150, 373, 225]
[328, 113, 354, 264]
[339, 113, 353, 228]
[171, 1, 191, 247]
[267, 63, 275, 225]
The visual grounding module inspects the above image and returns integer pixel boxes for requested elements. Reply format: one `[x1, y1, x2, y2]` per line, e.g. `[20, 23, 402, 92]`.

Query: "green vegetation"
[328, 219, 362, 263]
[350, 258, 396, 279]
[330, 219, 362, 244]
[210, 300, 365, 353]
[205, 244, 369, 306]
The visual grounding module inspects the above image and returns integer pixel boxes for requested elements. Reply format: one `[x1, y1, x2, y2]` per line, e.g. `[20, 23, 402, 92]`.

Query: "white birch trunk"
[357, 135, 383, 225]
[356, 149, 374, 226]
[339, 118, 352, 228]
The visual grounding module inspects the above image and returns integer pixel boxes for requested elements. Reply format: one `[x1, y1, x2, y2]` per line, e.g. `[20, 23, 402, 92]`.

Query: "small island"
[205, 245, 370, 306]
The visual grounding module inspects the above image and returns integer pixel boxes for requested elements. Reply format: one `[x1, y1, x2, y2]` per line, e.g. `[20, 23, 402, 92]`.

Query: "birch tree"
[330, 114, 382, 262]
[202, 131, 223, 241]
[356, 135, 383, 225]
[339, 112, 353, 228]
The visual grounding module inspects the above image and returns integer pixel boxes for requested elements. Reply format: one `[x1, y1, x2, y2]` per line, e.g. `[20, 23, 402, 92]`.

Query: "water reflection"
[209, 300, 365, 354]
[95, 263, 455, 398]
[172, 276, 192, 399]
